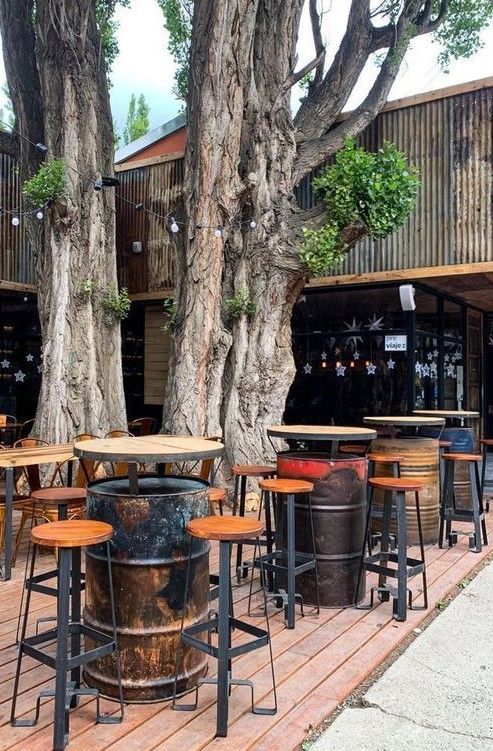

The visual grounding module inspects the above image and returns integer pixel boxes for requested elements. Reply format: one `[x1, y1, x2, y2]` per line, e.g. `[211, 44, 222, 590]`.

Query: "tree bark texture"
[0, 0, 127, 441]
[164, 0, 441, 471]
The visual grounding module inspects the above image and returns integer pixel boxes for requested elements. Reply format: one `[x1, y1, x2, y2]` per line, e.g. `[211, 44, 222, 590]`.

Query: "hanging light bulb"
[12, 216, 20, 226]
[35, 142, 48, 154]
[214, 227, 223, 238]
[36, 210, 44, 220]
[249, 219, 257, 229]
[170, 217, 179, 233]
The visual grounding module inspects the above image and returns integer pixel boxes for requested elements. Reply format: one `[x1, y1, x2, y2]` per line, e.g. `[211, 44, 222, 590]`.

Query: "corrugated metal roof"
[115, 112, 187, 164]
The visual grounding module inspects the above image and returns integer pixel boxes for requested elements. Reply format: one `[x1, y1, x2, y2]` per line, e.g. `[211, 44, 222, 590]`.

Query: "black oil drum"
[83, 475, 210, 702]
[277, 452, 367, 608]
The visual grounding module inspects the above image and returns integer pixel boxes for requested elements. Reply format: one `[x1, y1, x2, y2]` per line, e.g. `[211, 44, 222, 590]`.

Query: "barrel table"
[74, 435, 224, 703]
[363, 416, 445, 544]
[414, 410, 480, 510]
[267, 425, 376, 607]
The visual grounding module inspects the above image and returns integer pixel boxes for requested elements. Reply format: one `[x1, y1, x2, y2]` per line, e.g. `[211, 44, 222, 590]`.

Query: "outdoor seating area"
[1, 418, 493, 750]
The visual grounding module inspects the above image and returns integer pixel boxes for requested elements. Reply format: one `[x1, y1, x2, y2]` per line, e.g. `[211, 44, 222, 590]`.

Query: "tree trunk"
[0, 0, 127, 441]
[164, 0, 306, 468]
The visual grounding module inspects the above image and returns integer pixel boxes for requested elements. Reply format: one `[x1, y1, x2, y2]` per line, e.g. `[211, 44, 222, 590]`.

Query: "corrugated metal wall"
[116, 158, 183, 293]
[0, 153, 35, 285]
[296, 87, 493, 276]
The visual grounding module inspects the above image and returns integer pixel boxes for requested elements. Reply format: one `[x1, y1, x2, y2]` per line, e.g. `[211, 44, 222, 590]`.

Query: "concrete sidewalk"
[311, 562, 493, 751]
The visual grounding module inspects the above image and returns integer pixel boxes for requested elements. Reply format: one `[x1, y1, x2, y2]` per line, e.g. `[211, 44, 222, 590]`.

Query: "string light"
[214, 227, 223, 238]
[36, 210, 43, 220]
[11, 216, 19, 226]
[170, 217, 179, 233]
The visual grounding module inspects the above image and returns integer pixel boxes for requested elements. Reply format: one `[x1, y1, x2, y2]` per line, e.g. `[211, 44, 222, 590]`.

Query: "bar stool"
[15, 487, 88, 643]
[232, 464, 276, 579]
[252, 478, 319, 629]
[358, 477, 428, 622]
[440, 453, 487, 552]
[480, 438, 493, 512]
[339, 444, 368, 456]
[172, 516, 277, 738]
[366, 453, 401, 553]
[11, 520, 124, 751]
[209, 486, 225, 516]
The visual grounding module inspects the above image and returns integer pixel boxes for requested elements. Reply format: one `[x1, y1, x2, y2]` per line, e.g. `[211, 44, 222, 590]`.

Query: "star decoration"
[433, 349, 439, 358]
[1, 359, 10, 369]
[422, 364, 431, 377]
[26, 354, 34, 362]
[321, 351, 327, 361]
[303, 363, 312, 375]
[366, 362, 377, 375]
[14, 370, 26, 382]
[387, 358, 396, 370]
[342, 318, 364, 351]
[430, 362, 437, 376]
[336, 364, 346, 377]
[444, 354, 450, 363]
[415, 361, 423, 375]
[445, 364, 455, 378]
[366, 314, 384, 331]
[37, 364, 43, 373]
[353, 351, 360, 360]
[427, 353, 433, 361]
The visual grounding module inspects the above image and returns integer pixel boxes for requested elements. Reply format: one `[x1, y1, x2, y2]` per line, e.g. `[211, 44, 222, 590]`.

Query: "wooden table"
[413, 409, 479, 425]
[363, 415, 445, 429]
[267, 424, 377, 454]
[0, 443, 75, 580]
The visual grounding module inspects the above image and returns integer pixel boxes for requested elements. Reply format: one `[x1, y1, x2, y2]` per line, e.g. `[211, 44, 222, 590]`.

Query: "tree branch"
[283, 50, 325, 91]
[294, 8, 420, 182]
[309, 0, 325, 86]
[371, 0, 449, 51]
[294, 0, 373, 144]
[0, 128, 18, 158]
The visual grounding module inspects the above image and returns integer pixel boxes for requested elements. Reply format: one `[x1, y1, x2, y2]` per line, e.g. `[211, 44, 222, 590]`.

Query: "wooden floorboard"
[0, 508, 492, 751]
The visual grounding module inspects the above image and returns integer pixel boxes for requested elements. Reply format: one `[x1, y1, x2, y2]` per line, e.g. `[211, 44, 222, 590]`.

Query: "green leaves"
[157, 0, 193, 100]
[300, 139, 420, 276]
[225, 287, 256, 319]
[433, 0, 493, 72]
[101, 285, 131, 325]
[123, 93, 151, 145]
[22, 159, 66, 206]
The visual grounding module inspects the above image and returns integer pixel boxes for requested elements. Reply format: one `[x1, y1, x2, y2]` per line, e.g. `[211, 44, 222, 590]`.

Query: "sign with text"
[385, 334, 407, 351]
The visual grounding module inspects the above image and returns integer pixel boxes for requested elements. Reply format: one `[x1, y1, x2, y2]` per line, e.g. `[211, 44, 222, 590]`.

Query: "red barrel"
[277, 452, 367, 608]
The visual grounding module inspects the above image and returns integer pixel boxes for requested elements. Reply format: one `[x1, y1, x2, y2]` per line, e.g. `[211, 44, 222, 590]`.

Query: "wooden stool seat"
[439, 440, 453, 448]
[366, 452, 403, 464]
[258, 478, 314, 495]
[443, 453, 482, 463]
[209, 487, 226, 503]
[232, 464, 276, 477]
[31, 487, 87, 505]
[480, 439, 493, 446]
[30, 520, 113, 548]
[369, 477, 424, 493]
[187, 515, 264, 541]
[339, 445, 367, 455]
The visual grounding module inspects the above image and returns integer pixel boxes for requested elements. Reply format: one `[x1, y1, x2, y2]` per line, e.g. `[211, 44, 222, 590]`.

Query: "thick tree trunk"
[33, 1, 127, 441]
[0, 0, 127, 441]
[164, 0, 306, 468]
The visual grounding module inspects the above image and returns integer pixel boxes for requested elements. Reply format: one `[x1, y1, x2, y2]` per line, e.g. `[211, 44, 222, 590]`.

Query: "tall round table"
[74, 435, 224, 702]
[267, 425, 377, 607]
[363, 416, 445, 543]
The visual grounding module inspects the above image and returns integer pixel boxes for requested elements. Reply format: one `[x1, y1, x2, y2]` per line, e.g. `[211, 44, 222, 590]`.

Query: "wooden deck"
[1, 510, 492, 751]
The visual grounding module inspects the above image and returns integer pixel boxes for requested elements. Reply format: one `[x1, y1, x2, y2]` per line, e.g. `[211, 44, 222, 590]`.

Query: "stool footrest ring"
[182, 616, 269, 660]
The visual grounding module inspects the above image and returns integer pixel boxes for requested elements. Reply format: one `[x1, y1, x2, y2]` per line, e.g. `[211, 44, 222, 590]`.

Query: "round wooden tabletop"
[363, 416, 445, 427]
[267, 424, 377, 441]
[74, 434, 224, 463]
[413, 409, 479, 419]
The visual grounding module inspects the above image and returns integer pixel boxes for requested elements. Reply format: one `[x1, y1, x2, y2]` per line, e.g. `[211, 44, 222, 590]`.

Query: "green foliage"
[95, 0, 131, 77]
[162, 297, 178, 331]
[157, 0, 193, 100]
[433, 0, 493, 72]
[123, 93, 151, 145]
[22, 159, 66, 206]
[300, 139, 419, 276]
[78, 278, 96, 299]
[101, 284, 131, 325]
[225, 287, 256, 319]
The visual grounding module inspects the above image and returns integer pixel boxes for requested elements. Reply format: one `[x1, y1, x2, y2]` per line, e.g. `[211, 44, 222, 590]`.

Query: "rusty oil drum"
[83, 475, 210, 702]
[277, 452, 367, 608]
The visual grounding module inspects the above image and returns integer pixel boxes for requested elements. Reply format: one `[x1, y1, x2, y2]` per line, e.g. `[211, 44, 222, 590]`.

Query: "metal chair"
[104, 430, 135, 476]
[127, 417, 157, 436]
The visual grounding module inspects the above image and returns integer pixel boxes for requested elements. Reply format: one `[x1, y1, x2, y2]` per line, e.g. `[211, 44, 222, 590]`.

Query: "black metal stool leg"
[394, 491, 408, 622]
[53, 547, 71, 751]
[105, 540, 125, 722]
[217, 539, 231, 737]
[10, 543, 37, 726]
[356, 479, 374, 606]
[414, 490, 428, 609]
[475, 462, 488, 546]
[470, 462, 483, 552]
[440, 461, 453, 547]
[285, 494, 296, 629]
[307, 491, 320, 614]
[445, 461, 456, 544]
[235, 476, 247, 579]
[481, 444, 489, 512]
[378, 490, 392, 600]
[70, 547, 82, 707]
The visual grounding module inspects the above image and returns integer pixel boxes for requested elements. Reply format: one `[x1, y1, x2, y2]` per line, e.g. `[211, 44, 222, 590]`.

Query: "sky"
[0, 0, 492, 136]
